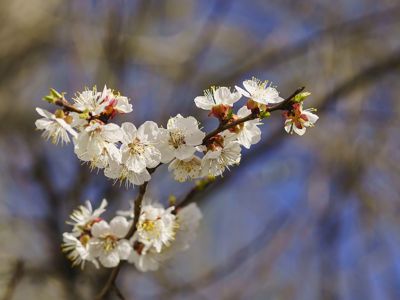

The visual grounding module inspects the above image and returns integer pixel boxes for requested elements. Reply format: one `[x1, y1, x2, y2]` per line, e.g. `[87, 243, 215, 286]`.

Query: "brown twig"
[95, 181, 149, 300]
[202, 86, 305, 144]
[54, 98, 84, 114]
[113, 283, 126, 300]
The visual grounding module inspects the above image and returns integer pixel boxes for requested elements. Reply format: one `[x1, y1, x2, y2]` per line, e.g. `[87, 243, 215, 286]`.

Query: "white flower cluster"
[35, 77, 319, 273]
[35, 80, 318, 185]
[62, 198, 202, 271]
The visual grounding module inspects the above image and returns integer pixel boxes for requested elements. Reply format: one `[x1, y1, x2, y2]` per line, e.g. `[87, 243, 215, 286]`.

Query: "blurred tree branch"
[196, 4, 400, 87]
[1, 260, 24, 300]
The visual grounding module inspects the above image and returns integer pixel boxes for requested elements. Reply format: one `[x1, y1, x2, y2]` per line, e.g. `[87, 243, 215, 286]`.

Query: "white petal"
[117, 240, 132, 260]
[121, 122, 138, 143]
[125, 154, 146, 173]
[175, 145, 196, 161]
[36, 107, 54, 119]
[304, 111, 319, 124]
[235, 85, 251, 98]
[214, 87, 241, 106]
[294, 126, 306, 136]
[143, 146, 161, 168]
[110, 216, 130, 238]
[102, 123, 123, 142]
[242, 80, 259, 95]
[137, 121, 159, 143]
[158, 144, 175, 163]
[185, 130, 205, 145]
[100, 251, 120, 268]
[115, 96, 132, 113]
[35, 118, 53, 130]
[91, 220, 110, 237]
[194, 95, 214, 110]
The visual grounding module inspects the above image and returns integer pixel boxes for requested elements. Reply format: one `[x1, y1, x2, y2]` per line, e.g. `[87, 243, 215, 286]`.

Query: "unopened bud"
[168, 195, 177, 206]
[64, 115, 74, 124]
[50, 88, 63, 99]
[79, 110, 90, 120]
[259, 111, 271, 119]
[293, 91, 311, 103]
[54, 109, 65, 119]
[42, 88, 64, 104]
[210, 104, 231, 121]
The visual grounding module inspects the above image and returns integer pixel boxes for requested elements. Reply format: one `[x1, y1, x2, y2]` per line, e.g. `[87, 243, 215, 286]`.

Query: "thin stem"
[176, 180, 214, 210]
[54, 98, 84, 114]
[113, 283, 126, 300]
[95, 265, 121, 300]
[125, 181, 148, 239]
[95, 180, 149, 300]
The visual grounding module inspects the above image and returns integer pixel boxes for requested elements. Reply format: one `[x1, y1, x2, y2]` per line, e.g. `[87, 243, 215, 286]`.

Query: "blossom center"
[102, 235, 118, 252]
[140, 220, 157, 234]
[128, 138, 145, 155]
[169, 130, 186, 149]
[79, 234, 91, 246]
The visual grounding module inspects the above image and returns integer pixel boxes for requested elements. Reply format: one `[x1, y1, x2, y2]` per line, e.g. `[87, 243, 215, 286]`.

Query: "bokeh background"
[1, 0, 400, 299]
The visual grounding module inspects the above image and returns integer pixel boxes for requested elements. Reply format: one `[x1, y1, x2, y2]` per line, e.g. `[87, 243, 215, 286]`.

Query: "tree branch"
[95, 181, 149, 299]
[202, 86, 305, 144]
[54, 98, 84, 114]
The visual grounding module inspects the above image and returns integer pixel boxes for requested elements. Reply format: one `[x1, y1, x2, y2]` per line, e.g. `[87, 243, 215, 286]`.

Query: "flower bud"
[209, 104, 232, 121]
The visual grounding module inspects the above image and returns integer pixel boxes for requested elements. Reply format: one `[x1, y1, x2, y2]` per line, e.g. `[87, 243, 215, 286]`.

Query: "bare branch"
[1, 260, 24, 300]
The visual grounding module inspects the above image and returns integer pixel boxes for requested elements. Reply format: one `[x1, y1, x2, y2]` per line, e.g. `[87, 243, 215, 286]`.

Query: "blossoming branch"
[35, 78, 318, 298]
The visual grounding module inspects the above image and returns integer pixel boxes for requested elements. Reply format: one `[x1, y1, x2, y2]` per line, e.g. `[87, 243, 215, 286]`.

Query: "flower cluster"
[36, 77, 318, 275]
[36, 79, 318, 186]
[62, 198, 202, 271]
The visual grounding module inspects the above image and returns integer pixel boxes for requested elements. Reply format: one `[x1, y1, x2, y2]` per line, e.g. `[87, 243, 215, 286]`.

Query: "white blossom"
[168, 155, 202, 182]
[120, 122, 161, 173]
[157, 115, 205, 163]
[74, 121, 122, 169]
[104, 160, 151, 187]
[194, 86, 241, 110]
[235, 77, 283, 105]
[67, 199, 108, 236]
[90, 217, 132, 268]
[72, 86, 132, 116]
[128, 200, 202, 272]
[284, 103, 319, 136]
[72, 87, 104, 115]
[35, 108, 77, 145]
[201, 133, 241, 176]
[62, 233, 98, 269]
[234, 106, 262, 149]
[99, 85, 133, 114]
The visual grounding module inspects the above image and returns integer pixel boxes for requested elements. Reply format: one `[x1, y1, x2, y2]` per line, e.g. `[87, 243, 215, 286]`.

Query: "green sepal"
[259, 111, 271, 119]
[293, 91, 311, 103]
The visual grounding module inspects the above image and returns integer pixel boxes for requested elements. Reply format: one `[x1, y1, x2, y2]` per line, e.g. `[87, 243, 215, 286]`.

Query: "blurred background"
[1, 0, 400, 299]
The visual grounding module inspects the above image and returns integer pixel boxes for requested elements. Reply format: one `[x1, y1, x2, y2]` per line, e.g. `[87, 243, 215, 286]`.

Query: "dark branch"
[95, 180, 150, 299]
[202, 87, 305, 144]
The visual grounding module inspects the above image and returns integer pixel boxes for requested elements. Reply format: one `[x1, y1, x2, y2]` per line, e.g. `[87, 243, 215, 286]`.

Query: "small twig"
[54, 98, 84, 114]
[176, 180, 214, 210]
[125, 181, 149, 239]
[113, 283, 126, 300]
[95, 181, 150, 300]
[202, 86, 305, 144]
